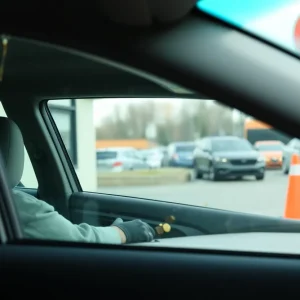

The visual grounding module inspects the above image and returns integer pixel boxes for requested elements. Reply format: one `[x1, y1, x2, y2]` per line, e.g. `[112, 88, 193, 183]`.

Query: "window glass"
[0, 102, 38, 188]
[256, 144, 284, 151]
[211, 139, 253, 152]
[47, 97, 291, 218]
[51, 110, 72, 155]
[97, 151, 118, 160]
[175, 145, 195, 152]
[48, 100, 77, 166]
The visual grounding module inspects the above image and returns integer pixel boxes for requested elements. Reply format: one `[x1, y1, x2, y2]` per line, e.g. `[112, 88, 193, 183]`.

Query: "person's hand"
[111, 218, 155, 244]
[111, 218, 127, 243]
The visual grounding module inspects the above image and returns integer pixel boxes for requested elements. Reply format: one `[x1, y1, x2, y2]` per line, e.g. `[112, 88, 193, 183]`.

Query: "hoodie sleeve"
[12, 190, 122, 245]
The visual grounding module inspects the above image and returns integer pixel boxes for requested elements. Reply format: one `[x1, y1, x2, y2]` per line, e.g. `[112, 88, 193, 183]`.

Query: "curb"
[97, 169, 192, 187]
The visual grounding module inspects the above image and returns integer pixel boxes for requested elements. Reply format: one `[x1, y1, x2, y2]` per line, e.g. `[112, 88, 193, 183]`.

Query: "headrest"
[0, 117, 24, 188]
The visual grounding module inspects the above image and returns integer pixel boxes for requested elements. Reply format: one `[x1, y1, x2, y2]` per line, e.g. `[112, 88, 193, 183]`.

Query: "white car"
[140, 149, 164, 168]
[96, 147, 149, 172]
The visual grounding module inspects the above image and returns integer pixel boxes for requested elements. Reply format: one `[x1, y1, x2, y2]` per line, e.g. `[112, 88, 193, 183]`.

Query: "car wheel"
[282, 160, 289, 175]
[193, 163, 202, 179]
[255, 174, 264, 180]
[208, 165, 219, 181]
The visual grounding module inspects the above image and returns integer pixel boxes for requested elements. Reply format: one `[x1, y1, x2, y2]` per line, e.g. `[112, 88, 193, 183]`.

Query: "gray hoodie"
[12, 189, 122, 244]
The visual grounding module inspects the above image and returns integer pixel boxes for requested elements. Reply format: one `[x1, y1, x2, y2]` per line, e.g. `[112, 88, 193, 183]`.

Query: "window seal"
[48, 100, 78, 166]
[40, 100, 82, 193]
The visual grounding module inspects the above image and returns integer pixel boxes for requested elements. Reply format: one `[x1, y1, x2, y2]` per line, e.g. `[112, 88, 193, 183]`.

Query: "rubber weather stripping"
[0, 36, 9, 82]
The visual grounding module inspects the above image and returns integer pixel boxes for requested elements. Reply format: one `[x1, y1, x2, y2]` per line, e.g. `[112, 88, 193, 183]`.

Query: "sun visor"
[98, 0, 198, 26]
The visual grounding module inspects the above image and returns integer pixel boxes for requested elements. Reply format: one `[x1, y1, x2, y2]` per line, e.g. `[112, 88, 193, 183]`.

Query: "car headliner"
[0, 37, 200, 100]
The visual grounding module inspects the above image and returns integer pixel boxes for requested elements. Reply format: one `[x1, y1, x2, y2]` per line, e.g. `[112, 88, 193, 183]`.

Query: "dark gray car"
[193, 136, 266, 181]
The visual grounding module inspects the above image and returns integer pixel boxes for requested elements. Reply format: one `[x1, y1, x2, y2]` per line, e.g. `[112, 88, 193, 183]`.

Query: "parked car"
[193, 136, 265, 181]
[139, 148, 164, 168]
[167, 142, 196, 168]
[96, 147, 149, 172]
[254, 140, 284, 169]
[282, 138, 300, 174]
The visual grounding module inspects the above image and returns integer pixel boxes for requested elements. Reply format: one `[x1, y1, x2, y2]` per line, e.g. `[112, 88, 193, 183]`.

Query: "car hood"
[213, 151, 259, 159]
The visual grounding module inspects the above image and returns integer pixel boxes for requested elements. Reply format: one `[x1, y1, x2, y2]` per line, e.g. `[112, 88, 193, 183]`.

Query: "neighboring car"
[193, 136, 265, 181]
[254, 140, 284, 169]
[282, 138, 300, 174]
[139, 148, 164, 168]
[96, 147, 149, 172]
[167, 142, 196, 168]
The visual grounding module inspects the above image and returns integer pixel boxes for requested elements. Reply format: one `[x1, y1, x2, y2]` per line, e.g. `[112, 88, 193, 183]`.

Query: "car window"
[293, 140, 300, 149]
[256, 144, 283, 151]
[211, 139, 253, 152]
[97, 151, 118, 160]
[46, 96, 288, 216]
[0, 102, 38, 188]
[175, 145, 195, 152]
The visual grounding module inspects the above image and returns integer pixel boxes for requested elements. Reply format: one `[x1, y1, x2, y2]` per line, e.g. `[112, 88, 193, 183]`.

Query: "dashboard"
[131, 232, 300, 254]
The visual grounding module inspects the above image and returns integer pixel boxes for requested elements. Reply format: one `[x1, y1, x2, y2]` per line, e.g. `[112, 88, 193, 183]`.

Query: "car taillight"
[113, 161, 123, 167]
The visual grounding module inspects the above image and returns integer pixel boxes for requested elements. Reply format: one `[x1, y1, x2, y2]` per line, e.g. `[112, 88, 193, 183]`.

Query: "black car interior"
[1, 0, 300, 296]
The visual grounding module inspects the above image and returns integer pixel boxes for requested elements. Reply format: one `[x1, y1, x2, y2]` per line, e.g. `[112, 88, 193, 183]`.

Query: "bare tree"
[95, 98, 240, 145]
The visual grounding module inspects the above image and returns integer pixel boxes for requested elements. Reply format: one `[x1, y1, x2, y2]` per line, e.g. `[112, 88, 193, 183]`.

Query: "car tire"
[193, 163, 203, 179]
[255, 174, 265, 180]
[282, 160, 289, 175]
[208, 165, 220, 181]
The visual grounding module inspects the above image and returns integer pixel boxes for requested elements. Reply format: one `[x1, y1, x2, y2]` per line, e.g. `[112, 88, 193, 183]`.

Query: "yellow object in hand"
[162, 223, 171, 233]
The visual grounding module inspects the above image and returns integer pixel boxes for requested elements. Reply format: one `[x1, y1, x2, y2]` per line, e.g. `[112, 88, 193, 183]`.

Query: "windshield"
[256, 144, 283, 151]
[96, 151, 117, 159]
[196, 0, 300, 56]
[176, 145, 195, 152]
[212, 139, 253, 152]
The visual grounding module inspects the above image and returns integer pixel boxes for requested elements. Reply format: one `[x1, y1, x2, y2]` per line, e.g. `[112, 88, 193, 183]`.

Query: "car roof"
[206, 136, 242, 141]
[172, 141, 195, 146]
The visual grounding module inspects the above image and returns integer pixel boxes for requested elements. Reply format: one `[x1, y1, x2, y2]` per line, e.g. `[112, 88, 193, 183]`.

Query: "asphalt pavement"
[98, 170, 289, 217]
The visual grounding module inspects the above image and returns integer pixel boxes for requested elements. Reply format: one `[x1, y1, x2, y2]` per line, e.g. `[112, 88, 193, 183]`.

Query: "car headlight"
[214, 157, 228, 163]
[257, 155, 265, 162]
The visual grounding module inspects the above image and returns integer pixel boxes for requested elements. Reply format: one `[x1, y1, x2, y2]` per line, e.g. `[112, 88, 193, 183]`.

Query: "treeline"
[95, 99, 246, 145]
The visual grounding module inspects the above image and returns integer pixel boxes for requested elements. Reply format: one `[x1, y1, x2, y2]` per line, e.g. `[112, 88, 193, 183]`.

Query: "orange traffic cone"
[284, 153, 300, 219]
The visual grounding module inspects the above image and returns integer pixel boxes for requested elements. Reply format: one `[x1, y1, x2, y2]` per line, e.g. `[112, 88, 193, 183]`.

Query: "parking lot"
[99, 170, 289, 217]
